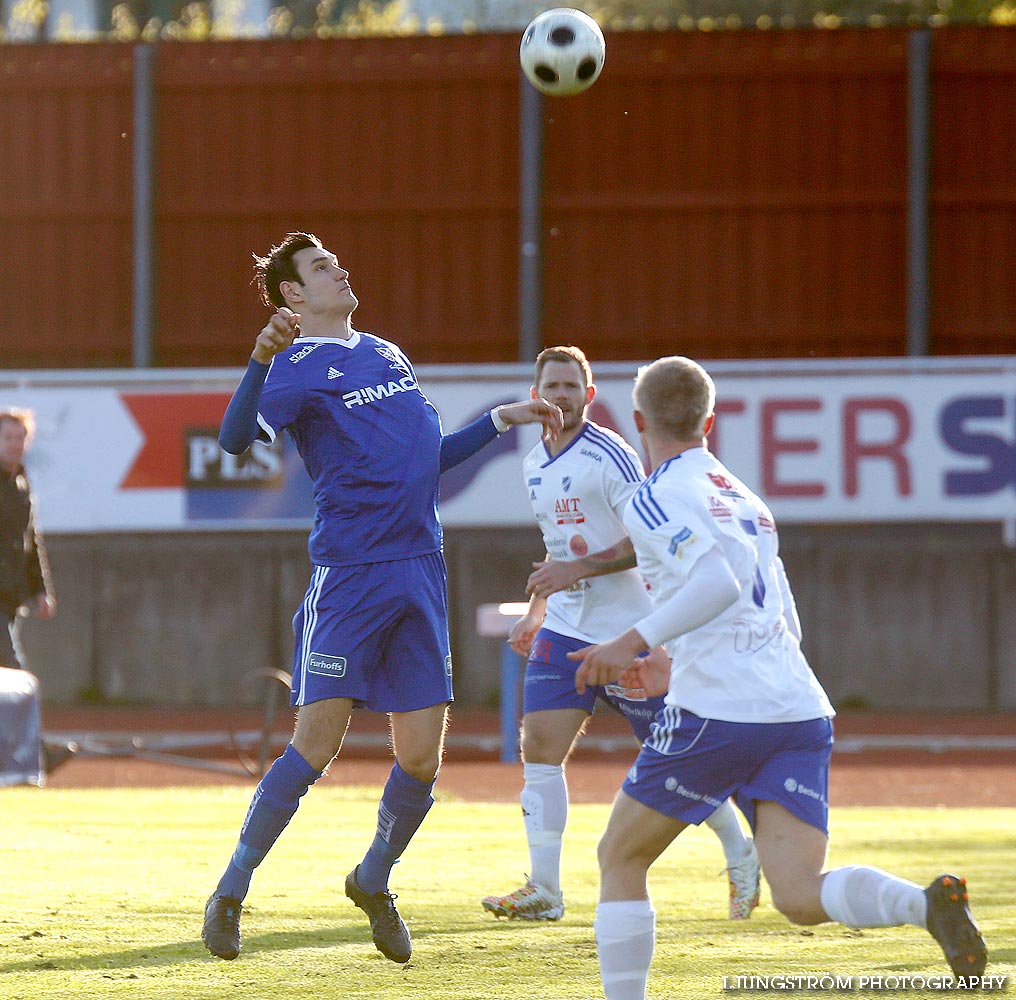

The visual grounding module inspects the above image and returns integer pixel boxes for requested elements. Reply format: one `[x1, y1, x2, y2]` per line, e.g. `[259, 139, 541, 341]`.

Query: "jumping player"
[569, 356, 988, 999]
[201, 232, 562, 964]
[480, 347, 760, 923]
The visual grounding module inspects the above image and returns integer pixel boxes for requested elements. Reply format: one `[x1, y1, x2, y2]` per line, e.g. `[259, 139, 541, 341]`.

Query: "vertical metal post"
[499, 644, 522, 763]
[518, 70, 544, 363]
[906, 29, 932, 358]
[132, 43, 156, 369]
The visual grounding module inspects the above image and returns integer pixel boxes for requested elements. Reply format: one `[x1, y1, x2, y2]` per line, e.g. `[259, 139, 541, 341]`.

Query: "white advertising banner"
[2, 357, 1014, 532]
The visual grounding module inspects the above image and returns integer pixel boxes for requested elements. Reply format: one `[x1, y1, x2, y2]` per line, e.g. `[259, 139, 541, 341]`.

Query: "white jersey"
[523, 420, 652, 643]
[624, 446, 834, 724]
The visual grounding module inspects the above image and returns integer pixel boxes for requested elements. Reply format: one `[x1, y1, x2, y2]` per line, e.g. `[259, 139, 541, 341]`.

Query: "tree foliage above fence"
[3, 0, 1015, 43]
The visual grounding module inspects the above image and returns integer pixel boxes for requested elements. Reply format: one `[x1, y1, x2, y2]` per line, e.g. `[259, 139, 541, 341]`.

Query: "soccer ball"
[519, 8, 605, 97]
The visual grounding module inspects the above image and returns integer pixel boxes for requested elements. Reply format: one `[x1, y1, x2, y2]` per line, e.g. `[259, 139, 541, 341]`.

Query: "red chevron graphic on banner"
[120, 393, 232, 488]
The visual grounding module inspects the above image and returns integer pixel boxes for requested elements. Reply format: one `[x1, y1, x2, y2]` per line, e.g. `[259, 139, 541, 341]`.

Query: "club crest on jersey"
[668, 526, 695, 557]
[562, 475, 572, 493]
[375, 346, 411, 375]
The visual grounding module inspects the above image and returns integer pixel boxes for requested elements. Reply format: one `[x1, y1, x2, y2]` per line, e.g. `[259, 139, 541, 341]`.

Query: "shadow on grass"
[0, 912, 556, 976]
[0, 923, 413, 975]
[753, 933, 1013, 981]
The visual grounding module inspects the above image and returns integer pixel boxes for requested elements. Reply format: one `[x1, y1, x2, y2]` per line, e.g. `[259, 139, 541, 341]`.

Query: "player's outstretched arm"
[571, 550, 740, 691]
[438, 398, 563, 473]
[439, 413, 501, 472]
[526, 537, 638, 600]
[632, 547, 740, 650]
[497, 398, 563, 442]
[219, 310, 299, 454]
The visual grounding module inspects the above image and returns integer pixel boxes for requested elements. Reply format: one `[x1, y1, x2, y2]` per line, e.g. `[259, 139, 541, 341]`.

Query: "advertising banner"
[2, 358, 1013, 532]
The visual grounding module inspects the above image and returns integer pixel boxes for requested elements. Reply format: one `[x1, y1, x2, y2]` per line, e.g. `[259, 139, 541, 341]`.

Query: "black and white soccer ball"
[520, 8, 605, 97]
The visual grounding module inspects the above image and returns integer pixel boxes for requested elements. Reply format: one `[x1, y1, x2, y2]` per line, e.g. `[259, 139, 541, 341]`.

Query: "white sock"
[820, 865, 928, 928]
[703, 798, 751, 866]
[520, 762, 568, 894]
[595, 899, 655, 1000]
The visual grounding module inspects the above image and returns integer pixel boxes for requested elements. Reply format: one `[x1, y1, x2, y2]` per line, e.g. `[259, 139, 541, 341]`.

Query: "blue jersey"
[255, 332, 445, 567]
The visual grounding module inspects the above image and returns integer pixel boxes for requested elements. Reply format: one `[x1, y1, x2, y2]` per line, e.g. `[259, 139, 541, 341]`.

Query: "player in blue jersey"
[201, 232, 563, 965]
[481, 347, 759, 923]
[568, 357, 987, 1000]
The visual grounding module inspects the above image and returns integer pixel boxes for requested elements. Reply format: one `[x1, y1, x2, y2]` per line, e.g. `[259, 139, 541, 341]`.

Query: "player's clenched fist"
[252, 308, 300, 364]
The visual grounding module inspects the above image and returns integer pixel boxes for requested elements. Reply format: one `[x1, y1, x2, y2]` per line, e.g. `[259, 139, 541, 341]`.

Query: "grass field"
[2, 785, 1013, 1000]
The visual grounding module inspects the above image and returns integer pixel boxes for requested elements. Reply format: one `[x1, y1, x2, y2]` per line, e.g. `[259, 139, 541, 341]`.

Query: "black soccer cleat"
[924, 874, 987, 978]
[344, 866, 412, 964]
[202, 894, 243, 960]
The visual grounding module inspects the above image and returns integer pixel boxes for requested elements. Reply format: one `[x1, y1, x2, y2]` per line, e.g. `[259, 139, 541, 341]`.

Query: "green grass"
[1, 786, 1012, 999]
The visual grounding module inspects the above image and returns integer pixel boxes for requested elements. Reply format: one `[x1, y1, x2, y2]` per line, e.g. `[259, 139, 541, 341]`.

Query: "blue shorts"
[622, 708, 833, 834]
[290, 551, 453, 713]
[522, 628, 664, 743]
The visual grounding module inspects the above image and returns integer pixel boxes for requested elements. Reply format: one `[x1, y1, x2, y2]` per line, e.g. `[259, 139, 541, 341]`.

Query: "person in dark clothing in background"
[0, 408, 55, 669]
[0, 407, 75, 775]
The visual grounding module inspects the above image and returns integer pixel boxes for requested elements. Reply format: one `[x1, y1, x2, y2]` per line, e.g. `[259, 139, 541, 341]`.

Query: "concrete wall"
[17, 524, 1016, 713]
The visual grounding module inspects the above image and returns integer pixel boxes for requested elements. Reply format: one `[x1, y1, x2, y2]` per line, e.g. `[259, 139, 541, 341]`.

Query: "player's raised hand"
[252, 308, 300, 364]
[496, 398, 564, 443]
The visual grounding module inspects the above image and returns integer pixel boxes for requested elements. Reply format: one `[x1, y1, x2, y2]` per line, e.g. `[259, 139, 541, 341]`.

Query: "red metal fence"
[0, 27, 1013, 368]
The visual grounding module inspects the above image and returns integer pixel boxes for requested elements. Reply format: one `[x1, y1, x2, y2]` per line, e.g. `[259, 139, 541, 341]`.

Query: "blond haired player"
[570, 356, 987, 999]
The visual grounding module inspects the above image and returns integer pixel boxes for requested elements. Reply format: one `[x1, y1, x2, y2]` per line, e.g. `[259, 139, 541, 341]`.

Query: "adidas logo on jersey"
[327, 367, 343, 379]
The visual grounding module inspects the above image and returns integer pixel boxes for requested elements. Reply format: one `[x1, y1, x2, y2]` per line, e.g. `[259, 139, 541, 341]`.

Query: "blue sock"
[215, 743, 322, 901]
[355, 761, 435, 894]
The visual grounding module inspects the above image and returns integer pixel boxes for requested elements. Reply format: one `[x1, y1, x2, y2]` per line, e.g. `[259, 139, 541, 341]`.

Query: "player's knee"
[519, 732, 557, 764]
[520, 714, 583, 765]
[396, 749, 441, 783]
[596, 834, 612, 873]
[597, 827, 633, 872]
[769, 885, 825, 926]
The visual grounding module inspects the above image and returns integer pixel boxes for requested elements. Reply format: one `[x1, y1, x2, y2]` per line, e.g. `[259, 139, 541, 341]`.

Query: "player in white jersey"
[481, 347, 760, 923]
[569, 356, 987, 1000]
